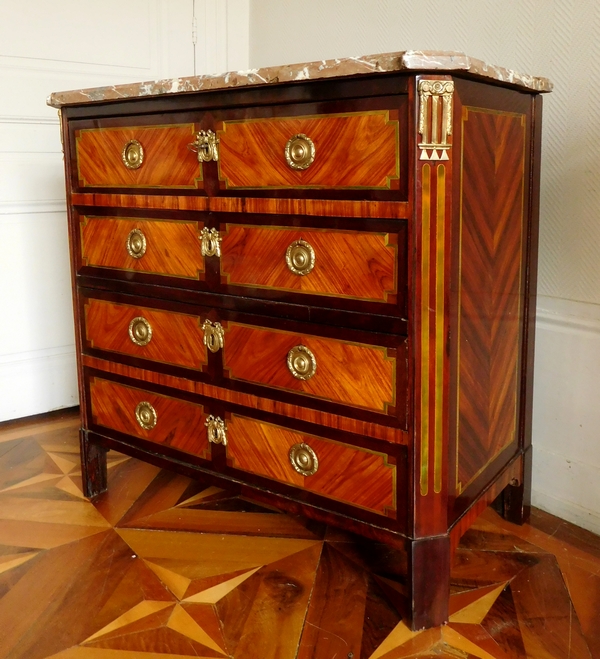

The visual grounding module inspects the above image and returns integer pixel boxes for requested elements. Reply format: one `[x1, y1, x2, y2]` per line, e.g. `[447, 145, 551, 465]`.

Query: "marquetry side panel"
[226, 415, 397, 516]
[82, 356, 409, 444]
[75, 124, 203, 189]
[455, 108, 527, 494]
[84, 299, 208, 370]
[80, 216, 205, 279]
[220, 225, 398, 302]
[217, 111, 399, 189]
[89, 377, 210, 459]
[223, 323, 398, 413]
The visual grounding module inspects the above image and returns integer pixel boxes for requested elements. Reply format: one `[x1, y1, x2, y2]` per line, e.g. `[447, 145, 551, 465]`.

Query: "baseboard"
[532, 295, 600, 536]
[0, 348, 78, 423]
[532, 488, 600, 537]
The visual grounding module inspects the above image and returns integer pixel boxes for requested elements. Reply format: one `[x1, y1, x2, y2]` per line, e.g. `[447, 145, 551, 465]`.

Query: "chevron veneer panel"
[455, 107, 526, 494]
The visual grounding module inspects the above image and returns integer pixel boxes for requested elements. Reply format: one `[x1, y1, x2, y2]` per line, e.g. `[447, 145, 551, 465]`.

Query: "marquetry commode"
[49, 50, 551, 630]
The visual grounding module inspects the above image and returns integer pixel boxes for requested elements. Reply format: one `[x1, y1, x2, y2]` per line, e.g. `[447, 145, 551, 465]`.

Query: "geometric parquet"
[0, 411, 598, 658]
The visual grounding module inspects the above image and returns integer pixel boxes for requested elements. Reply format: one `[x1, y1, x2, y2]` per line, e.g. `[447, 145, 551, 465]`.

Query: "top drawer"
[69, 94, 407, 200]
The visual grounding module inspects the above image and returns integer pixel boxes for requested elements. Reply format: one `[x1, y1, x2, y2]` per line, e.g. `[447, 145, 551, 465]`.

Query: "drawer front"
[220, 225, 398, 303]
[84, 299, 208, 370]
[75, 124, 203, 189]
[80, 216, 205, 279]
[226, 415, 396, 516]
[89, 377, 210, 458]
[223, 323, 397, 413]
[217, 110, 399, 190]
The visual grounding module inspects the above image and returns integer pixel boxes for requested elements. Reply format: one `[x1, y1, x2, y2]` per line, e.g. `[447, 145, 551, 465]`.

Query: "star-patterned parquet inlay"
[0, 410, 598, 658]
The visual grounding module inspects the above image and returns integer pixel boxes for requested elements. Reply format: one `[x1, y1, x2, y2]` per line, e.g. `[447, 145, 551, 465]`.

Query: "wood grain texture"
[456, 108, 526, 494]
[82, 356, 409, 444]
[75, 124, 203, 189]
[217, 111, 399, 189]
[449, 457, 522, 554]
[226, 415, 397, 516]
[89, 378, 210, 459]
[220, 225, 397, 302]
[80, 216, 205, 279]
[71, 192, 410, 219]
[223, 322, 397, 413]
[84, 298, 207, 370]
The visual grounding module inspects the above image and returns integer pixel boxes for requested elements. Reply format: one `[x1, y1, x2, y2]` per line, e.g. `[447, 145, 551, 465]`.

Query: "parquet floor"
[0, 410, 599, 659]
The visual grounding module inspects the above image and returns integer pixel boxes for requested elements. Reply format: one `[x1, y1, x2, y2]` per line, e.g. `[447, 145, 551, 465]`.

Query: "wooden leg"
[79, 428, 108, 499]
[495, 447, 532, 525]
[407, 534, 450, 630]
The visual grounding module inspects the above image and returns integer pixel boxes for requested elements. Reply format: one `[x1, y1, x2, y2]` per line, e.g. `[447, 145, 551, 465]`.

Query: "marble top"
[47, 50, 552, 108]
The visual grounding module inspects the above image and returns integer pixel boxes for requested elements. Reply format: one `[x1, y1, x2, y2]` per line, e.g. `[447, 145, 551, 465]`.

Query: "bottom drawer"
[226, 415, 397, 518]
[89, 377, 211, 460]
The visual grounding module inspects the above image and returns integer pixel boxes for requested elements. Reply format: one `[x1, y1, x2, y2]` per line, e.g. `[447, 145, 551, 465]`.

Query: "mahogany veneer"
[52, 58, 548, 630]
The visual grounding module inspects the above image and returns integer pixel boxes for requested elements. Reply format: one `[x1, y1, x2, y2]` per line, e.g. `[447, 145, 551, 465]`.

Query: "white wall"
[249, 0, 600, 535]
[0, 0, 249, 423]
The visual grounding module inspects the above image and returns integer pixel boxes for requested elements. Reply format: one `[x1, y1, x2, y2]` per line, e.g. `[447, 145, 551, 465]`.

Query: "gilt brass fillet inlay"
[217, 109, 400, 190]
[228, 414, 397, 516]
[419, 163, 448, 497]
[420, 164, 431, 497]
[75, 123, 203, 188]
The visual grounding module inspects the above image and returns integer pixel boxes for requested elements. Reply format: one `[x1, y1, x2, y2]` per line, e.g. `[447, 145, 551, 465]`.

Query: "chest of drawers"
[49, 51, 551, 631]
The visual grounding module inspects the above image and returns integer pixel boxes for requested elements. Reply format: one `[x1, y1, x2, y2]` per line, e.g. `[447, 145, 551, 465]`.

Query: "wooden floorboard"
[0, 410, 598, 659]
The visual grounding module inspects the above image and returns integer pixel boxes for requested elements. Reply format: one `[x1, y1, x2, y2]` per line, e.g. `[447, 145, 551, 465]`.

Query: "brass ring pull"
[135, 401, 157, 430]
[286, 239, 315, 276]
[188, 130, 219, 162]
[205, 415, 227, 445]
[129, 317, 152, 346]
[285, 134, 315, 170]
[289, 443, 319, 476]
[202, 320, 224, 353]
[287, 345, 317, 380]
[126, 229, 147, 259]
[200, 227, 221, 257]
[122, 140, 144, 169]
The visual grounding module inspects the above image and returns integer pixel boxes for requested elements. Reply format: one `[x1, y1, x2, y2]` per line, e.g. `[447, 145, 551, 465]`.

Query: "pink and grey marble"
[47, 50, 552, 108]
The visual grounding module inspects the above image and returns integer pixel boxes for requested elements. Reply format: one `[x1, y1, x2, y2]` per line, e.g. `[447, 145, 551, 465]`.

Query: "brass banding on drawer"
[84, 298, 208, 370]
[226, 415, 396, 516]
[223, 322, 397, 413]
[217, 109, 399, 190]
[89, 377, 210, 459]
[220, 225, 398, 303]
[75, 123, 203, 189]
[80, 216, 205, 280]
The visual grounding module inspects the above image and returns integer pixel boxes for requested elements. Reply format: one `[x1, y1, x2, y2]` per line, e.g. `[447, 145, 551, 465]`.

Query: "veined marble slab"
[47, 50, 552, 108]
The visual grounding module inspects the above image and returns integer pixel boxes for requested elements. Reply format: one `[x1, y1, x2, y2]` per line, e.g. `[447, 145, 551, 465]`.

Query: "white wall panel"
[0, 0, 250, 422]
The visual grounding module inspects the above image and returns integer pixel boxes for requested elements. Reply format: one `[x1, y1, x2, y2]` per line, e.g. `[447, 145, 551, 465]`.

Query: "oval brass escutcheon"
[205, 415, 227, 445]
[135, 401, 157, 430]
[122, 139, 144, 169]
[126, 228, 147, 259]
[287, 345, 317, 381]
[286, 239, 315, 276]
[128, 316, 152, 346]
[285, 134, 315, 170]
[202, 319, 224, 353]
[289, 443, 319, 476]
